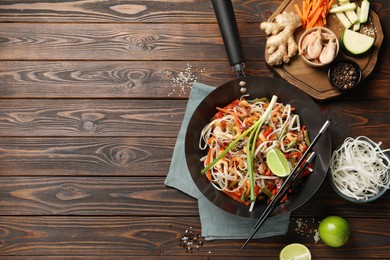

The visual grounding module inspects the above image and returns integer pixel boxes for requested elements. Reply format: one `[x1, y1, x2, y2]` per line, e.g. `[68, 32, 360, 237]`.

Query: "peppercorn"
[179, 226, 204, 253]
[329, 61, 361, 91]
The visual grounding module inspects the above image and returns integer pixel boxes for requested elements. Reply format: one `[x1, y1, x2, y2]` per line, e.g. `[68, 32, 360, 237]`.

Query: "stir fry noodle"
[199, 96, 311, 208]
[330, 136, 390, 201]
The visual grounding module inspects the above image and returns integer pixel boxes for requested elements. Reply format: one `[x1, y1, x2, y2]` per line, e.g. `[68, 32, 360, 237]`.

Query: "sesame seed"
[166, 63, 206, 97]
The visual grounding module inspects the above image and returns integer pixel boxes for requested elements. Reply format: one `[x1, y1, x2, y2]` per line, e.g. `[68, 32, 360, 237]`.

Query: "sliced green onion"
[246, 95, 278, 202]
[201, 95, 278, 205]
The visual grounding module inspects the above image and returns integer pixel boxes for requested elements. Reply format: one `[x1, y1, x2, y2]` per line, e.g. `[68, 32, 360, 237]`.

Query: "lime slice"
[279, 243, 311, 260]
[266, 148, 291, 177]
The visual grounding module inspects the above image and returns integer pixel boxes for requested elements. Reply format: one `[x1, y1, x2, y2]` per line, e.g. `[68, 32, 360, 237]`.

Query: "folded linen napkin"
[164, 82, 290, 240]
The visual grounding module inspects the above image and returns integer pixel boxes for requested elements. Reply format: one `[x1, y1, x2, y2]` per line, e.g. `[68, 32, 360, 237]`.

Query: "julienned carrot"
[302, 1, 309, 24]
[295, 0, 333, 30]
[308, 0, 325, 19]
[322, 9, 328, 25]
[207, 136, 215, 144]
[222, 190, 250, 206]
[328, 0, 336, 10]
[216, 107, 245, 118]
[307, 5, 324, 29]
[215, 107, 244, 132]
[294, 4, 303, 20]
[304, 2, 313, 27]
[205, 149, 212, 181]
[263, 126, 274, 138]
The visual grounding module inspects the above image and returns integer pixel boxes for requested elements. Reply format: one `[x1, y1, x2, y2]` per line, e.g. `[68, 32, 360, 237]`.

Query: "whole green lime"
[318, 216, 350, 247]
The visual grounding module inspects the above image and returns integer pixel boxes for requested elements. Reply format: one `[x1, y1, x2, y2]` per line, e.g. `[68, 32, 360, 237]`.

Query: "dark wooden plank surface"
[0, 0, 279, 23]
[0, 61, 270, 98]
[0, 100, 388, 138]
[0, 61, 389, 99]
[0, 216, 388, 258]
[0, 0, 389, 258]
[0, 176, 388, 218]
[0, 23, 265, 61]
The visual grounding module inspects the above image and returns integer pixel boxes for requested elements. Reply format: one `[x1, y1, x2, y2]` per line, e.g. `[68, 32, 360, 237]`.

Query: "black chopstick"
[241, 120, 330, 250]
[255, 152, 316, 229]
[241, 152, 316, 250]
[253, 120, 330, 230]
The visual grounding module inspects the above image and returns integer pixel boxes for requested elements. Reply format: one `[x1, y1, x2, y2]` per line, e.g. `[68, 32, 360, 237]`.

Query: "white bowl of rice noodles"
[330, 136, 390, 203]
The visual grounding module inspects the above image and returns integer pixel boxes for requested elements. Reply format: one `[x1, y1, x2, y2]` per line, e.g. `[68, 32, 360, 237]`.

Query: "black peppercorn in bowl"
[328, 59, 362, 92]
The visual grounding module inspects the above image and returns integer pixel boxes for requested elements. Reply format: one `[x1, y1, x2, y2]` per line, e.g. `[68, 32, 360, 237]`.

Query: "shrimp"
[300, 31, 316, 54]
[319, 37, 337, 64]
[307, 28, 323, 59]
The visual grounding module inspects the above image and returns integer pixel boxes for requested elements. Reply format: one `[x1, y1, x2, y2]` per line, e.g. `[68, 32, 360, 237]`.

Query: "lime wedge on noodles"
[266, 149, 291, 177]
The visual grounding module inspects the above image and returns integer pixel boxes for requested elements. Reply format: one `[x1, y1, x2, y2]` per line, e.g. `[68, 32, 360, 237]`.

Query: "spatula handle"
[211, 0, 245, 71]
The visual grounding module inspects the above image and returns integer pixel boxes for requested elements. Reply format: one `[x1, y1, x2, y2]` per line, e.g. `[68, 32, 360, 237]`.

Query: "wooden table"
[0, 0, 388, 259]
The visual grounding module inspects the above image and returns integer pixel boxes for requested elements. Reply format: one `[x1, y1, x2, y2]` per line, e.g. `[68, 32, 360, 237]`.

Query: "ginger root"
[260, 12, 301, 66]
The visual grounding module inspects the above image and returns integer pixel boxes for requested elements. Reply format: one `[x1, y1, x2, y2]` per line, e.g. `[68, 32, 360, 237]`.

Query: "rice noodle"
[199, 97, 310, 206]
[330, 136, 390, 201]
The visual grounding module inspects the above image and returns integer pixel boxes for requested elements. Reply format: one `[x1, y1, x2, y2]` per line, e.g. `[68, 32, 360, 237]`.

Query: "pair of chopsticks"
[241, 120, 330, 250]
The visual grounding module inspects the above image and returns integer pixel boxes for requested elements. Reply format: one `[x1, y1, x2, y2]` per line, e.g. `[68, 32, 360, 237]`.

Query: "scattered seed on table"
[292, 218, 321, 243]
[179, 226, 204, 253]
[165, 63, 206, 97]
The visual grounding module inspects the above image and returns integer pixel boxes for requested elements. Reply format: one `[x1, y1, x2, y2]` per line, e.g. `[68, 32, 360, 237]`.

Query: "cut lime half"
[279, 243, 311, 260]
[266, 148, 291, 177]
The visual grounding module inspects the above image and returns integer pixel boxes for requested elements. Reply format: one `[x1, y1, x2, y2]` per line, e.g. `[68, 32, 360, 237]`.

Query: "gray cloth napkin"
[164, 82, 290, 240]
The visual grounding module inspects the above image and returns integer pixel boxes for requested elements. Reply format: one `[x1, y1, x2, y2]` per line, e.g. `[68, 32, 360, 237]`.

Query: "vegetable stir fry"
[199, 96, 311, 209]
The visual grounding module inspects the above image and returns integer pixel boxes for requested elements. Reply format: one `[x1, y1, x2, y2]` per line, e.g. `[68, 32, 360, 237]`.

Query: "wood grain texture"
[0, 23, 265, 61]
[320, 99, 390, 147]
[0, 100, 185, 137]
[0, 0, 389, 258]
[0, 61, 388, 99]
[0, 0, 279, 23]
[0, 100, 388, 144]
[0, 177, 198, 216]
[0, 216, 388, 257]
[0, 138, 175, 176]
[0, 176, 387, 218]
[0, 61, 272, 98]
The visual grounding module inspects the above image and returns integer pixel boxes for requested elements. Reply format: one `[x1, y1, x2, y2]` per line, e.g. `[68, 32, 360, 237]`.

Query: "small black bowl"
[328, 59, 362, 92]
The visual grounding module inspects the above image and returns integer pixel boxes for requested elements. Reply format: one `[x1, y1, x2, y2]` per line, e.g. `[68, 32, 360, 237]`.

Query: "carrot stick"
[205, 149, 212, 181]
[300, 1, 308, 27]
[244, 180, 251, 197]
[222, 190, 250, 206]
[216, 107, 245, 118]
[324, 0, 334, 24]
[206, 170, 211, 181]
[328, 0, 336, 10]
[304, 2, 312, 21]
[263, 127, 274, 138]
[309, 0, 325, 19]
[207, 136, 216, 144]
[306, 4, 324, 29]
[321, 3, 327, 25]
[295, 0, 336, 29]
[294, 3, 304, 20]
[315, 18, 324, 27]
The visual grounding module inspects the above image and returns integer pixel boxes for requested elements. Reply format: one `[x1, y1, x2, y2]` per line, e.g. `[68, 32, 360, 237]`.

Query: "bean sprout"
[199, 97, 310, 206]
[330, 136, 390, 201]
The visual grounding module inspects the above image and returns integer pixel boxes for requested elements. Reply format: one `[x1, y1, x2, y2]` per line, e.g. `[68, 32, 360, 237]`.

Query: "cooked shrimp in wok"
[199, 96, 312, 209]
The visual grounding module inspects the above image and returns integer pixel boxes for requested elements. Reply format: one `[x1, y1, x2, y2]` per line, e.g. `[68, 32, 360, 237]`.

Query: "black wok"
[184, 0, 331, 218]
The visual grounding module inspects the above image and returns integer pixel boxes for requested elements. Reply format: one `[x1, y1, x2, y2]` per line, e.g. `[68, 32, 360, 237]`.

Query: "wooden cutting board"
[266, 0, 384, 101]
